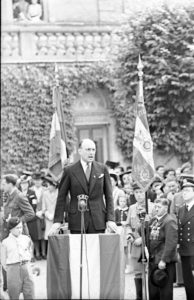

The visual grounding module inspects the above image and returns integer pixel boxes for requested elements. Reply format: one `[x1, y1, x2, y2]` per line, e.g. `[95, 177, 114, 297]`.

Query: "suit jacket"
[115, 207, 128, 225]
[178, 204, 194, 256]
[149, 214, 178, 264]
[54, 160, 115, 231]
[3, 187, 35, 238]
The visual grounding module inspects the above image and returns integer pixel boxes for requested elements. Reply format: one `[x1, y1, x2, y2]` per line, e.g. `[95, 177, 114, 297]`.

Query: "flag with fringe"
[48, 86, 68, 181]
[132, 58, 155, 191]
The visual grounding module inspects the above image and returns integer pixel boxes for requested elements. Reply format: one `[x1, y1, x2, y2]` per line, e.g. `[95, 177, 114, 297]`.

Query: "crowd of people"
[106, 160, 194, 300]
[0, 149, 194, 300]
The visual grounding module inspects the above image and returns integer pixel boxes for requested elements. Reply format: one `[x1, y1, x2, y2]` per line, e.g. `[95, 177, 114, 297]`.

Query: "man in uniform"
[178, 181, 194, 300]
[124, 183, 156, 300]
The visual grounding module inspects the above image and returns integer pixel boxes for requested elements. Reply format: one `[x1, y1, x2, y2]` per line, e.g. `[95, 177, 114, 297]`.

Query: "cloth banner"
[47, 234, 125, 299]
[48, 86, 68, 181]
[132, 60, 155, 191]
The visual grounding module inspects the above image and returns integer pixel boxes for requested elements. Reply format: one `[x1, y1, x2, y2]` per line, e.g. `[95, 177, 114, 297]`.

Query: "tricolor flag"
[132, 57, 155, 191]
[48, 85, 68, 181]
[47, 234, 125, 299]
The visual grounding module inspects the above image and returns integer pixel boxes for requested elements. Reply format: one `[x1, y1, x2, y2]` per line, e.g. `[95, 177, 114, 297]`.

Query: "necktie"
[85, 163, 91, 182]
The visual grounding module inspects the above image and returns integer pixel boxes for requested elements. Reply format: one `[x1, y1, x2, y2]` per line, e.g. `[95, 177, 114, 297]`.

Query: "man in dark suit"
[49, 138, 117, 234]
[148, 198, 178, 300]
[178, 181, 194, 300]
[2, 174, 35, 239]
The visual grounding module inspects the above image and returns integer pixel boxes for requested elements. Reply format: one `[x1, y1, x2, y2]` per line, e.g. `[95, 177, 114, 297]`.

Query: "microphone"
[77, 194, 89, 212]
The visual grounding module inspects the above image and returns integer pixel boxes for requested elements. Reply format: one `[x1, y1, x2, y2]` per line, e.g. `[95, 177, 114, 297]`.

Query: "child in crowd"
[1, 217, 34, 300]
[109, 172, 125, 209]
[114, 194, 129, 273]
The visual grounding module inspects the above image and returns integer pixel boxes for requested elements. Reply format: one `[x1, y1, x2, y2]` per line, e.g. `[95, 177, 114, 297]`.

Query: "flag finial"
[137, 55, 144, 80]
[54, 63, 59, 87]
[137, 55, 144, 104]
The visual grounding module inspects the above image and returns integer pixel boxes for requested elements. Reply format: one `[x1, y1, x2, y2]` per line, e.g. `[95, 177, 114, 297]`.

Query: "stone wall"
[2, 0, 190, 24]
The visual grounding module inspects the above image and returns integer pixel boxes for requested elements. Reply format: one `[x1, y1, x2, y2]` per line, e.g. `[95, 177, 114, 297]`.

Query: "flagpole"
[137, 56, 149, 300]
[54, 63, 59, 87]
[137, 55, 149, 213]
[54, 62, 70, 166]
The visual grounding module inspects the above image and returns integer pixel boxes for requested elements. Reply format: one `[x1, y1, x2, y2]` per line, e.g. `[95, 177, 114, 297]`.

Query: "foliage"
[1, 4, 194, 174]
[1, 63, 113, 174]
[111, 4, 194, 162]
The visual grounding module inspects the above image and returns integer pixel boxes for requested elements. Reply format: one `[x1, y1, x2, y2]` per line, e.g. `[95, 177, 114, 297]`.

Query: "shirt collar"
[118, 206, 128, 211]
[80, 159, 91, 172]
[157, 212, 167, 221]
[9, 232, 19, 240]
[186, 200, 194, 211]
[9, 187, 17, 195]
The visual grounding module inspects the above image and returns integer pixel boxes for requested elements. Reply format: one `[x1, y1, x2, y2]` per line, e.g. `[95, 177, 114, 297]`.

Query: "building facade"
[2, 0, 189, 169]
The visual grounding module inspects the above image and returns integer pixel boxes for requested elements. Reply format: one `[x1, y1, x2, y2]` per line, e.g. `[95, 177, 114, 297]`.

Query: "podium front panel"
[47, 234, 125, 299]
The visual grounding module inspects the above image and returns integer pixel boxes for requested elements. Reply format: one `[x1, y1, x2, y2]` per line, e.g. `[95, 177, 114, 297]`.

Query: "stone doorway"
[72, 89, 111, 163]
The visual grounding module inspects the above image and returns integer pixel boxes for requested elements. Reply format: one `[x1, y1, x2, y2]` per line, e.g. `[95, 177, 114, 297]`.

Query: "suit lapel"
[89, 162, 101, 194]
[72, 161, 89, 195]
[157, 213, 168, 226]
[7, 189, 17, 204]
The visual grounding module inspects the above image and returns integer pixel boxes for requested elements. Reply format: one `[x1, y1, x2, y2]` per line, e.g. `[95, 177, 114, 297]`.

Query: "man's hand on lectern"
[107, 221, 118, 233]
[48, 222, 61, 235]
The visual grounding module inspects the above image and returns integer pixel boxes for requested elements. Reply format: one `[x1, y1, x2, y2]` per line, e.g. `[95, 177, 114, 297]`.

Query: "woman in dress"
[109, 172, 125, 209]
[31, 172, 46, 259]
[42, 175, 58, 255]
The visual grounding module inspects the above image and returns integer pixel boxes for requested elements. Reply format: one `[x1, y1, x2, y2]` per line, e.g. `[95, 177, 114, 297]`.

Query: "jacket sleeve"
[53, 168, 70, 223]
[103, 165, 115, 222]
[161, 218, 178, 263]
[18, 193, 35, 222]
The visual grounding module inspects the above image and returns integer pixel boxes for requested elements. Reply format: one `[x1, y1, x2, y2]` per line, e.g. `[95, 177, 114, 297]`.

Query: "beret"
[150, 267, 168, 288]
[109, 172, 118, 183]
[105, 161, 120, 169]
[8, 217, 21, 230]
[43, 175, 58, 187]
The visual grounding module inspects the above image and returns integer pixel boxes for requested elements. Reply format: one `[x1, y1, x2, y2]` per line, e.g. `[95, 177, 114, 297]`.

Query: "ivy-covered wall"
[1, 63, 114, 174]
[112, 4, 194, 163]
[1, 5, 194, 175]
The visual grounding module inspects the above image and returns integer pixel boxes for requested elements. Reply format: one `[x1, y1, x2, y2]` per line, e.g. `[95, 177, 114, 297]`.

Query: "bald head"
[78, 139, 96, 163]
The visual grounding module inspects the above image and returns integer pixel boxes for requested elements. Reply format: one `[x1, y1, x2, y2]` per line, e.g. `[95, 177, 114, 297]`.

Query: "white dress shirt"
[80, 159, 91, 174]
[186, 199, 194, 211]
[1, 233, 31, 266]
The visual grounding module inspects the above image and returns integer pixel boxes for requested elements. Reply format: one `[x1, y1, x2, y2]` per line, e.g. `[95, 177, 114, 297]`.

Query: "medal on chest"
[150, 220, 160, 240]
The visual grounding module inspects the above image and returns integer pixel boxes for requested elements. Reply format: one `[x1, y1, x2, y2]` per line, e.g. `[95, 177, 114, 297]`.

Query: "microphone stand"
[80, 209, 84, 300]
[77, 196, 88, 300]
